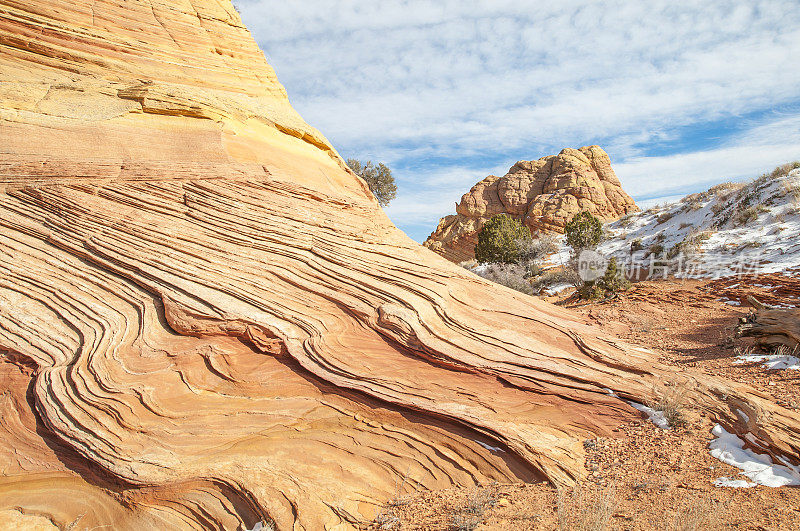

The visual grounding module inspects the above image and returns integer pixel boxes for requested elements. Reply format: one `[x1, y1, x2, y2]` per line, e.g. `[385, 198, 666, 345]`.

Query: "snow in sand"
[709, 424, 800, 488]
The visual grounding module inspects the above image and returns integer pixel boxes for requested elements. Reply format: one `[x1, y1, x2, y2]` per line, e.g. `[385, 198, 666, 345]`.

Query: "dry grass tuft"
[772, 344, 800, 357]
[448, 487, 497, 531]
[734, 345, 755, 357]
[618, 214, 636, 227]
[783, 179, 800, 202]
[647, 384, 690, 429]
[672, 496, 724, 530]
[709, 181, 745, 199]
[450, 514, 481, 531]
[557, 485, 618, 531]
[656, 211, 676, 225]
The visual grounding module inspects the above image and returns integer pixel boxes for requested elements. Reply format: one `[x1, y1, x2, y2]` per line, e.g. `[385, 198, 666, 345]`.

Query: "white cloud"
[616, 114, 800, 198]
[236, 0, 800, 241]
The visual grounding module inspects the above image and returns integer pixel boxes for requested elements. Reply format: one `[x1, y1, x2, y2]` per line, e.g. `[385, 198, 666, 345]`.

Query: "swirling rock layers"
[0, 2, 798, 530]
[424, 146, 640, 263]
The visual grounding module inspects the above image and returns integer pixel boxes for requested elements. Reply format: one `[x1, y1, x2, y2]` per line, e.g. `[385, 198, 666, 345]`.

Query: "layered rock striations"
[424, 146, 639, 263]
[0, 2, 798, 530]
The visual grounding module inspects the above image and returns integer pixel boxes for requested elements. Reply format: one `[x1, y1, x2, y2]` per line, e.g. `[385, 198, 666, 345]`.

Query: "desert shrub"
[681, 193, 704, 211]
[517, 233, 559, 262]
[679, 222, 692, 229]
[648, 243, 664, 257]
[736, 187, 756, 208]
[618, 214, 635, 227]
[564, 212, 620, 300]
[346, 158, 397, 207]
[474, 229, 561, 294]
[530, 268, 581, 293]
[464, 489, 496, 514]
[655, 232, 666, 243]
[601, 257, 630, 293]
[656, 211, 675, 224]
[666, 244, 681, 260]
[711, 200, 730, 216]
[579, 258, 630, 300]
[630, 238, 644, 253]
[512, 234, 559, 279]
[709, 181, 745, 199]
[578, 282, 606, 300]
[735, 205, 760, 226]
[474, 214, 531, 264]
[564, 211, 603, 251]
[783, 180, 800, 201]
[667, 230, 712, 260]
[682, 192, 703, 204]
[767, 161, 800, 180]
[477, 262, 533, 294]
[739, 240, 763, 250]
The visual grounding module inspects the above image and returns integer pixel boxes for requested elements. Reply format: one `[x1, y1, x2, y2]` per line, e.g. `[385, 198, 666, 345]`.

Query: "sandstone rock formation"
[1, 2, 799, 530]
[424, 147, 639, 263]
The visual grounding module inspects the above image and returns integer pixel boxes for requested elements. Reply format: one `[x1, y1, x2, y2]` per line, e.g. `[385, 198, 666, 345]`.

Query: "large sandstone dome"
[1, 2, 799, 530]
[425, 146, 639, 263]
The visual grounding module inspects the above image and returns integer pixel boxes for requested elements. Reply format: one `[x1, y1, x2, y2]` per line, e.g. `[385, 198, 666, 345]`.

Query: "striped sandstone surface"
[0, 1, 798, 529]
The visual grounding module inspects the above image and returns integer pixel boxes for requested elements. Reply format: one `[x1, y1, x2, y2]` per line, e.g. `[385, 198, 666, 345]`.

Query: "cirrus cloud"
[236, 0, 800, 241]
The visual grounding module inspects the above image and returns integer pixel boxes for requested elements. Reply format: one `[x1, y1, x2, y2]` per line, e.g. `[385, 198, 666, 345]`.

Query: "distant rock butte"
[1, 2, 799, 530]
[424, 146, 639, 262]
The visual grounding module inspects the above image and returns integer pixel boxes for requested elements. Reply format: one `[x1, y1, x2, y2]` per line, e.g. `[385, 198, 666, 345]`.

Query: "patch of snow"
[602, 387, 618, 397]
[713, 476, 757, 488]
[476, 440, 504, 453]
[721, 299, 741, 306]
[709, 424, 800, 487]
[627, 401, 670, 430]
[471, 263, 489, 274]
[736, 409, 750, 424]
[734, 353, 800, 370]
[544, 282, 573, 295]
[586, 169, 800, 280]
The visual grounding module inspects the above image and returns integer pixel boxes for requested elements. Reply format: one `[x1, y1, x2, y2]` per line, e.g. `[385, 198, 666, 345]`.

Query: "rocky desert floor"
[368, 274, 800, 530]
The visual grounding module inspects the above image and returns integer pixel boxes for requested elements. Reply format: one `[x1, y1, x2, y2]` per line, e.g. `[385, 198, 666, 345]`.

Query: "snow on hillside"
[591, 167, 800, 280]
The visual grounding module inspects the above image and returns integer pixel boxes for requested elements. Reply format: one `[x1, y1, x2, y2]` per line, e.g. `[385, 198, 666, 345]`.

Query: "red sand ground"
[369, 274, 800, 530]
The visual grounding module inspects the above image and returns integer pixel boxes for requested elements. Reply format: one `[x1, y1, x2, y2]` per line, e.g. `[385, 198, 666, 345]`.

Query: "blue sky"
[236, 0, 800, 242]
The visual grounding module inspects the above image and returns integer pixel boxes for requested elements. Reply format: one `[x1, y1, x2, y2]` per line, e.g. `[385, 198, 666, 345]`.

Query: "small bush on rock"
[564, 211, 603, 252]
[346, 158, 397, 207]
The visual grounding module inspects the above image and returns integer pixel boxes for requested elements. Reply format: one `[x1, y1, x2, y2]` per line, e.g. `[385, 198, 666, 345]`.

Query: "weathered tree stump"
[737, 296, 800, 350]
